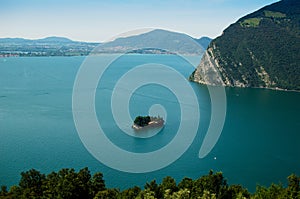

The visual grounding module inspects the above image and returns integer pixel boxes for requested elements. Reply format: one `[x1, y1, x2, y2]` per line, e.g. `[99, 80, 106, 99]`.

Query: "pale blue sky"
[0, 0, 278, 42]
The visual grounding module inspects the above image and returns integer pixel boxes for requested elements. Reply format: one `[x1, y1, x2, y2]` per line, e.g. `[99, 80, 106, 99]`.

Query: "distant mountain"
[0, 37, 74, 44]
[0, 30, 211, 56]
[35, 37, 74, 43]
[94, 29, 210, 54]
[0, 38, 29, 43]
[190, 0, 300, 91]
[194, 37, 212, 49]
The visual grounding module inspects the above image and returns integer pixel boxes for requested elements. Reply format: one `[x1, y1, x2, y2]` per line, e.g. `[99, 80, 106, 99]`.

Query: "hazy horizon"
[0, 29, 214, 43]
[1, 0, 278, 42]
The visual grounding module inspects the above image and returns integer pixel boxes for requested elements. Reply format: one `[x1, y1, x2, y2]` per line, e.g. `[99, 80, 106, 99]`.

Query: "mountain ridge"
[190, 0, 300, 91]
[0, 30, 211, 56]
[0, 36, 97, 44]
[93, 29, 211, 54]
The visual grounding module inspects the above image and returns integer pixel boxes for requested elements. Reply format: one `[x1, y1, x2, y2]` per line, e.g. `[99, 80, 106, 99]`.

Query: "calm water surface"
[0, 56, 299, 191]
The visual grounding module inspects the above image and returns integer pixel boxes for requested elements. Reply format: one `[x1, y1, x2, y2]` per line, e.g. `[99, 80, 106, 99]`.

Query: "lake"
[0, 55, 299, 192]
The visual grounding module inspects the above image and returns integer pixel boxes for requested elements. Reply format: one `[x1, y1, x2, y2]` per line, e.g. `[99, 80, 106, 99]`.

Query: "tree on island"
[134, 116, 151, 127]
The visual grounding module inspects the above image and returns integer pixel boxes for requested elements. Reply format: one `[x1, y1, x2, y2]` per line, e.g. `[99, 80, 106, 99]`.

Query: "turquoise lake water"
[0, 55, 299, 192]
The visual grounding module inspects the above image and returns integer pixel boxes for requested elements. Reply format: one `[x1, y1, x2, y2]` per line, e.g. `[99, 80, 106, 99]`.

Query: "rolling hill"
[93, 29, 210, 55]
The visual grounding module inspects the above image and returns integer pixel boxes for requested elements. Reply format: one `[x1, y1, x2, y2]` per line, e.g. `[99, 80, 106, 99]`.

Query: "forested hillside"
[190, 0, 300, 91]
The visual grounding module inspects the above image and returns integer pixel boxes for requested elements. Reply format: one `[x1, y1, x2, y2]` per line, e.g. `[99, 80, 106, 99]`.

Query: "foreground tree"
[160, 176, 178, 195]
[121, 186, 141, 199]
[0, 186, 7, 197]
[0, 168, 299, 199]
[287, 173, 300, 198]
[91, 172, 106, 196]
[144, 180, 162, 199]
[19, 169, 46, 198]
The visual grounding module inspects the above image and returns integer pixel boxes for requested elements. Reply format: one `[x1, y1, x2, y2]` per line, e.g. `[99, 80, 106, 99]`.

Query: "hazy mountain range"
[93, 29, 209, 54]
[0, 30, 211, 56]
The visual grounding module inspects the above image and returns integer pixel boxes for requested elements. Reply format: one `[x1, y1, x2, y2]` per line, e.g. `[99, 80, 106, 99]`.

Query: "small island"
[132, 115, 164, 131]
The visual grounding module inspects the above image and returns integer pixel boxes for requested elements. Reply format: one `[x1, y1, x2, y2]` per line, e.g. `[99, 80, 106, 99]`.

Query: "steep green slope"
[190, 0, 300, 91]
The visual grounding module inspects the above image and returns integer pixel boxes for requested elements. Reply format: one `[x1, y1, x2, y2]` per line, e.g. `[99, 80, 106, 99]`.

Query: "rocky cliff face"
[190, 0, 300, 91]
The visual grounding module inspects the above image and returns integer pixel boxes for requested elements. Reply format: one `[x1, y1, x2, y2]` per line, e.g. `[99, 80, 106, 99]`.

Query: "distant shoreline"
[0, 52, 200, 58]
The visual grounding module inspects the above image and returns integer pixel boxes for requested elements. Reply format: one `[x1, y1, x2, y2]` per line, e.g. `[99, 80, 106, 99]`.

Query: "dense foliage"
[205, 0, 300, 90]
[0, 168, 299, 199]
[134, 116, 151, 127]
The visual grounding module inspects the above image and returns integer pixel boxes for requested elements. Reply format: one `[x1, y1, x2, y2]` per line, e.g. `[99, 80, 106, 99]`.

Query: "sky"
[0, 0, 278, 42]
